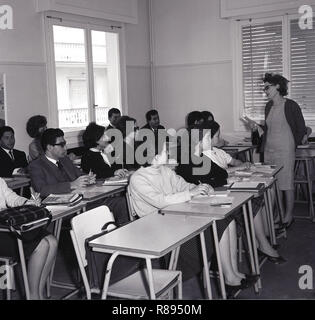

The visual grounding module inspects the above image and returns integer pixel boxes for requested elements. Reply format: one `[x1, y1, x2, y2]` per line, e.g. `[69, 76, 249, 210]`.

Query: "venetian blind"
[242, 21, 283, 119]
[290, 19, 315, 119]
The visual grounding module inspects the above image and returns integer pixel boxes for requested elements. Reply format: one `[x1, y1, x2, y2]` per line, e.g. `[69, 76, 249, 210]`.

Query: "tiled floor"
[2, 203, 315, 300]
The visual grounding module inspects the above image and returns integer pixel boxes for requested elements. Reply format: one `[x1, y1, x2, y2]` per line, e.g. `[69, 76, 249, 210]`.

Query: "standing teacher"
[249, 73, 306, 227]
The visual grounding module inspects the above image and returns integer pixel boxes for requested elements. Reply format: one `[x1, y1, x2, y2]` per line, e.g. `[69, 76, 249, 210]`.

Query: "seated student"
[186, 111, 204, 128]
[141, 110, 166, 156]
[81, 122, 128, 179]
[28, 128, 129, 226]
[26, 115, 47, 161]
[107, 108, 121, 130]
[200, 111, 228, 147]
[129, 143, 258, 296]
[0, 126, 28, 177]
[0, 177, 57, 300]
[115, 116, 140, 170]
[177, 121, 285, 264]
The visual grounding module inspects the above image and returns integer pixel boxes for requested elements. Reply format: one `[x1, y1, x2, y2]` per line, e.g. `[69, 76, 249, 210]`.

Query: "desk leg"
[17, 238, 30, 300]
[168, 247, 180, 271]
[199, 231, 212, 300]
[247, 201, 261, 290]
[212, 221, 225, 299]
[266, 188, 277, 246]
[274, 180, 287, 239]
[263, 192, 273, 246]
[145, 258, 156, 300]
[249, 149, 253, 163]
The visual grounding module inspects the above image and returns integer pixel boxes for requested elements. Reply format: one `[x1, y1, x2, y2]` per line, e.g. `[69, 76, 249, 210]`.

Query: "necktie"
[9, 150, 14, 161]
[56, 161, 69, 180]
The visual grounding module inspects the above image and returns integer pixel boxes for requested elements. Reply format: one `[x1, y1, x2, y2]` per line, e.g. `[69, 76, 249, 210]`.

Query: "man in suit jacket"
[28, 128, 129, 225]
[28, 128, 94, 198]
[0, 126, 28, 177]
[107, 108, 121, 130]
[141, 109, 166, 156]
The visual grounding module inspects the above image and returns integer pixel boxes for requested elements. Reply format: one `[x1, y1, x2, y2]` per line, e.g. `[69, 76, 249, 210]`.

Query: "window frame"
[233, 13, 315, 132]
[44, 13, 128, 148]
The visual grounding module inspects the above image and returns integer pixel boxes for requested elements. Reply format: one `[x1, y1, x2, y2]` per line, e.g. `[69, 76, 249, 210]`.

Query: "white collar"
[46, 155, 58, 166]
[90, 148, 111, 167]
[1, 147, 12, 155]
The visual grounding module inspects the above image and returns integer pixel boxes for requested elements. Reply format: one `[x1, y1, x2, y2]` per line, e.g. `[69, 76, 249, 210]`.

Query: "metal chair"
[70, 205, 182, 300]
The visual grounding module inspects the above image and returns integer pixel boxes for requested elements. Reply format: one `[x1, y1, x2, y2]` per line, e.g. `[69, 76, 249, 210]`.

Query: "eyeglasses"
[53, 142, 66, 147]
[263, 84, 275, 92]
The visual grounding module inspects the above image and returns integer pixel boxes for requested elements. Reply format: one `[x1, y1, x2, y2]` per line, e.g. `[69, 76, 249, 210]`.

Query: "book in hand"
[229, 181, 265, 192]
[42, 193, 83, 206]
[103, 176, 128, 186]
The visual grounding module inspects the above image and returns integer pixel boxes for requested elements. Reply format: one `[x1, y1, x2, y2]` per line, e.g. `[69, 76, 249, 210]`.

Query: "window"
[236, 12, 315, 124]
[242, 20, 283, 120]
[46, 17, 124, 133]
[290, 18, 315, 120]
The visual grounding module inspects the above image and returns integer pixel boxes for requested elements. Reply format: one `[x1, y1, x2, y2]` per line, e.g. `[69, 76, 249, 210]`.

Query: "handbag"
[0, 205, 52, 236]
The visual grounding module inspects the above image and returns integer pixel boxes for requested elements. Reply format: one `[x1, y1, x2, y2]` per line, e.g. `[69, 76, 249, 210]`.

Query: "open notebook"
[42, 193, 83, 206]
[103, 176, 129, 186]
[229, 181, 265, 192]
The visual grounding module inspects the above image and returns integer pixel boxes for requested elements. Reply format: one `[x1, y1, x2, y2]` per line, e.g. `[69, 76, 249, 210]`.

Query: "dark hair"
[116, 116, 136, 138]
[26, 115, 47, 138]
[0, 126, 14, 139]
[201, 111, 214, 122]
[82, 122, 105, 149]
[108, 108, 121, 119]
[187, 111, 203, 128]
[41, 128, 64, 151]
[146, 109, 159, 122]
[190, 120, 220, 142]
[263, 73, 289, 96]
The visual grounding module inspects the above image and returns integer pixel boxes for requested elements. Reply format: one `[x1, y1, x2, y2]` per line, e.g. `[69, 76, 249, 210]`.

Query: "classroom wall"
[150, 0, 237, 139]
[125, 0, 152, 127]
[0, 0, 151, 152]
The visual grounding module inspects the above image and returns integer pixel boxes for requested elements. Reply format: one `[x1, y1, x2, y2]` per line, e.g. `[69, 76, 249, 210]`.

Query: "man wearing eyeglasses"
[28, 128, 96, 198]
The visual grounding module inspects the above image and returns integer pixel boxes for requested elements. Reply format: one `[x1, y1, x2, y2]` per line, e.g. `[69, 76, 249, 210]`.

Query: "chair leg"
[305, 159, 315, 221]
[238, 236, 243, 263]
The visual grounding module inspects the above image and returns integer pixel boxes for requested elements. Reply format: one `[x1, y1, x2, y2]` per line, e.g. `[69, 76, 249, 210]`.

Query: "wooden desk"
[162, 192, 258, 298]
[75, 182, 126, 203]
[228, 165, 284, 246]
[90, 213, 214, 299]
[4, 177, 31, 195]
[222, 146, 254, 163]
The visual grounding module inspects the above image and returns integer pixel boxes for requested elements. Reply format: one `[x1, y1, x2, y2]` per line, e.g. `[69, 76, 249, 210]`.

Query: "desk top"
[222, 146, 253, 153]
[4, 177, 31, 190]
[75, 182, 125, 202]
[46, 203, 86, 222]
[161, 192, 253, 219]
[89, 213, 212, 257]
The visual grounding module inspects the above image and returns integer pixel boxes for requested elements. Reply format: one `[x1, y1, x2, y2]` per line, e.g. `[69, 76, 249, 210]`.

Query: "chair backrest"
[70, 205, 116, 267]
[126, 185, 139, 221]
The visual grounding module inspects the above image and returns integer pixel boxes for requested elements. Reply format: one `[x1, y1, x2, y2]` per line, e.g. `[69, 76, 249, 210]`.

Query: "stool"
[294, 156, 315, 222]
